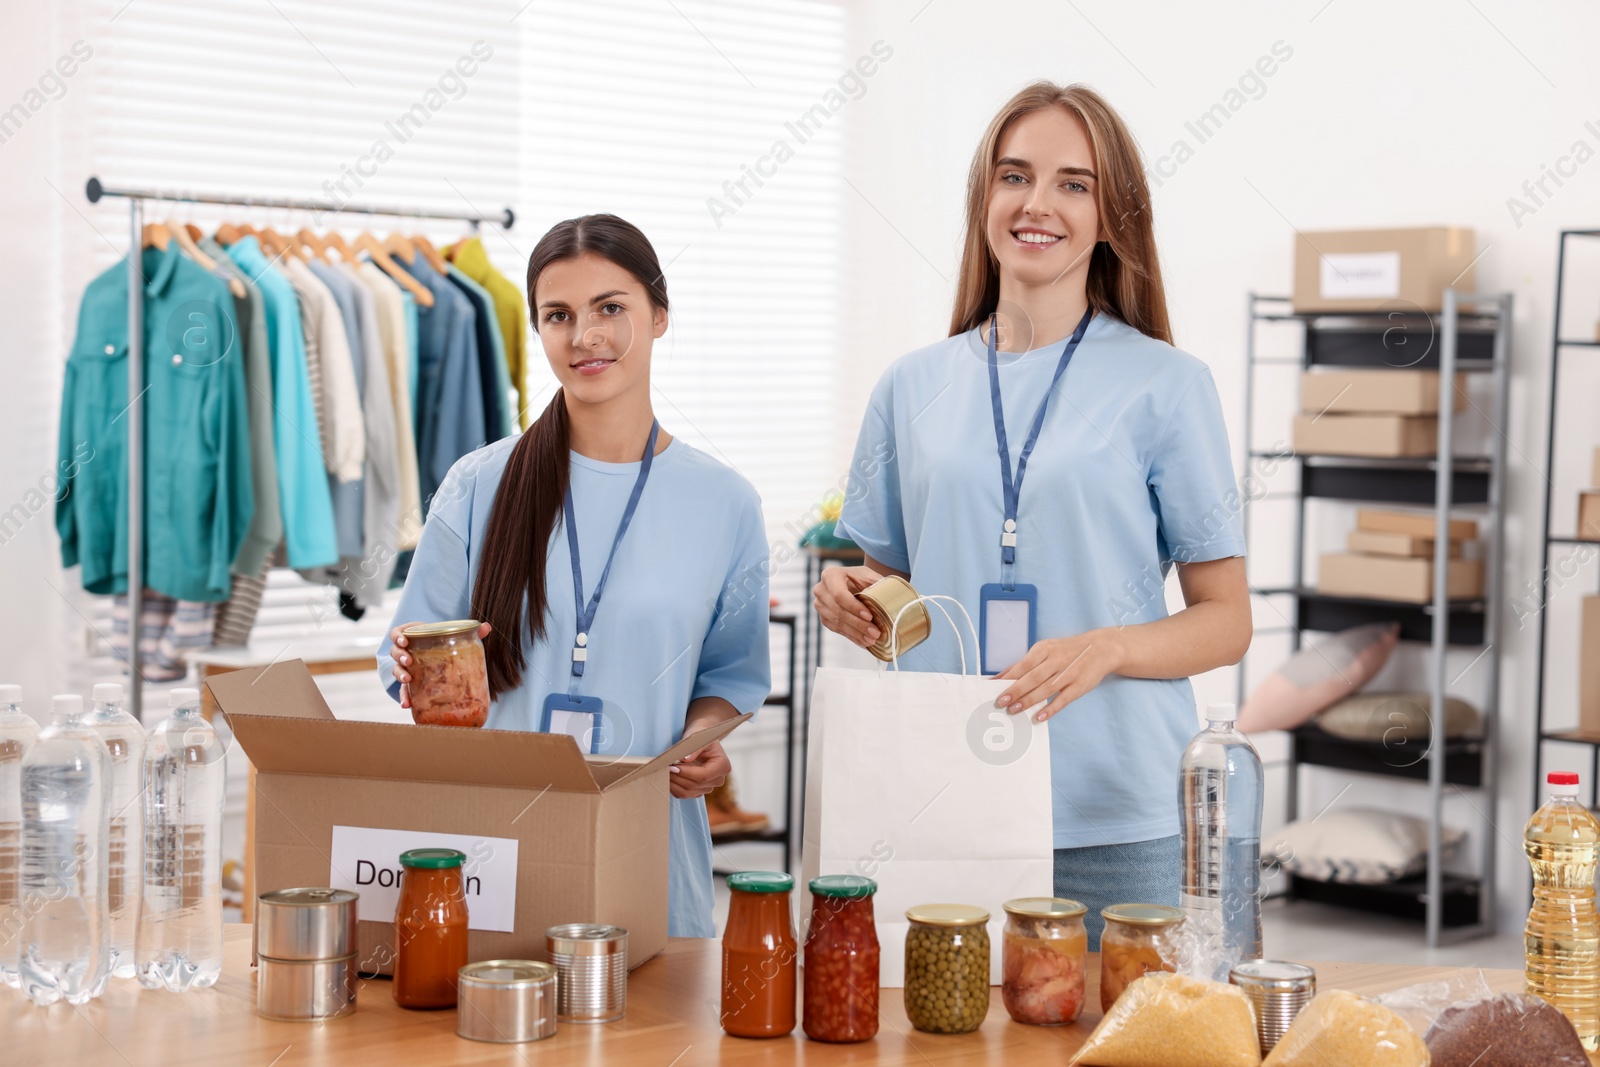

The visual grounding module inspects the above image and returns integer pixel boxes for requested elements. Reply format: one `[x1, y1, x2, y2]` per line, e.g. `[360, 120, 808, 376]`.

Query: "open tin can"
[855, 575, 930, 662]
[457, 960, 559, 1043]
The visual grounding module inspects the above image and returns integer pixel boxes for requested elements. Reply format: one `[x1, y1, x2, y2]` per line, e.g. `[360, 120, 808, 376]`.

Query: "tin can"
[256, 888, 359, 961]
[546, 923, 628, 1023]
[256, 954, 359, 1021]
[457, 960, 558, 1043]
[1229, 960, 1316, 1054]
[856, 576, 930, 662]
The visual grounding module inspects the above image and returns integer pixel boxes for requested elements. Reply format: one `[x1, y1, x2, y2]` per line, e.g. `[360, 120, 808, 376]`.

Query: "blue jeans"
[1054, 835, 1181, 951]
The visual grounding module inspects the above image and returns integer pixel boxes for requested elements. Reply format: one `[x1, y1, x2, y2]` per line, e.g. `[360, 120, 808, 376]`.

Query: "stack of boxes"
[1292, 369, 1465, 458]
[1318, 509, 1484, 603]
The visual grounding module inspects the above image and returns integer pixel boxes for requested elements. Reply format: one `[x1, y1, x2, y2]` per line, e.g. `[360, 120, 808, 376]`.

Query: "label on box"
[1319, 251, 1401, 300]
[329, 825, 518, 932]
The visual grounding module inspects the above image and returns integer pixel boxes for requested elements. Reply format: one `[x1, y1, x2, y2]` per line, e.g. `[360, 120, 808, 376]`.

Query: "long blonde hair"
[950, 82, 1172, 345]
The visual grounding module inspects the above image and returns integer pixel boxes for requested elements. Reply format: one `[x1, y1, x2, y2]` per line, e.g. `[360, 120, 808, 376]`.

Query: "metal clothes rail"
[81, 176, 514, 720]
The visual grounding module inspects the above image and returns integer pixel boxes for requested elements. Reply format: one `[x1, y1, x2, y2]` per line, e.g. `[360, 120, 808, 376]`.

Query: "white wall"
[838, 0, 1600, 930]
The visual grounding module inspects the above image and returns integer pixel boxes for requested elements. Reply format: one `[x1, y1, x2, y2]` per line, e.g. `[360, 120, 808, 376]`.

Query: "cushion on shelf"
[1238, 622, 1400, 733]
[1267, 807, 1465, 885]
[1316, 691, 1481, 743]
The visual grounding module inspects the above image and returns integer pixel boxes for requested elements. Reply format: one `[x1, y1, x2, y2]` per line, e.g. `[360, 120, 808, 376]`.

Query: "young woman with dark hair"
[378, 214, 770, 936]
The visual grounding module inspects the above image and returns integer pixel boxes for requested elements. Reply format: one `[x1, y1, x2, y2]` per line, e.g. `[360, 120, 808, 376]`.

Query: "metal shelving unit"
[1533, 230, 1600, 799]
[1240, 290, 1511, 948]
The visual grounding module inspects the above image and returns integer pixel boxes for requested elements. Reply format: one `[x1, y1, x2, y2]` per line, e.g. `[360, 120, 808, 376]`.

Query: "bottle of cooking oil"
[1525, 770, 1600, 1051]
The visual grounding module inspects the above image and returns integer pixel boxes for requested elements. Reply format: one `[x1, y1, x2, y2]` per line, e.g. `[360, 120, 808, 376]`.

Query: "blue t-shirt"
[378, 434, 772, 936]
[836, 313, 1245, 849]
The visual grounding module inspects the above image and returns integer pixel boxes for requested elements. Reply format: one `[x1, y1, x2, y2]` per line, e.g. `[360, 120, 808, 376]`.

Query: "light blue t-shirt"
[836, 312, 1245, 849]
[377, 434, 772, 937]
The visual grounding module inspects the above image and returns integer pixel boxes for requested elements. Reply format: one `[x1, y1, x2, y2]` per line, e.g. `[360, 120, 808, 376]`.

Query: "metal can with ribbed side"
[856, 575, 930, 662]
[546, 924, 628, 1023]
[1229, 960, 1316, 1054]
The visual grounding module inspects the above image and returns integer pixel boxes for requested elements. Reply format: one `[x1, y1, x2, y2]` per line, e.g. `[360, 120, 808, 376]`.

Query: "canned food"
[1001, 897, 1087, 1026]
[856, 576, 931, 662]
[398, 620, 490, 727]
[457, 960, 558, 1043]
[1099, 904, 1183, 1012]
[1230, 960, 1316, 1054]
[256, 954, 358, 1021]
[256, 888, 359, 961]
[904, 904, 990, 1034]
[546, 923, 628, 1023]
[803, 875, 879, 1043]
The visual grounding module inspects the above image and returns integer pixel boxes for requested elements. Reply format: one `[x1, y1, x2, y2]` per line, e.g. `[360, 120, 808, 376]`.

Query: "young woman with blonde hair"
[814, 82, 1251, 948]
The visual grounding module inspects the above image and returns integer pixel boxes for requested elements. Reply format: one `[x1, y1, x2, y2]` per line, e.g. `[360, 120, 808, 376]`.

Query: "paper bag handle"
[888, 594, 981, 677]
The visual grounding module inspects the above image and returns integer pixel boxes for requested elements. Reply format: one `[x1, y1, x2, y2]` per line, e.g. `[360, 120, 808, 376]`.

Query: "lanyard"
[563, 419, 660, 679]
[987, 306, 1094, 571]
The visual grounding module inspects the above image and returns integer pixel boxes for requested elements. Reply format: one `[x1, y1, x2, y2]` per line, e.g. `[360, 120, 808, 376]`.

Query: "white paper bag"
[801, 596, 1053, 986]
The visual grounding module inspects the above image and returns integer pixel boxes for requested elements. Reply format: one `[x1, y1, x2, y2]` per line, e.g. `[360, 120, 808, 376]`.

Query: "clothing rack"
[82, 177, 515, 721]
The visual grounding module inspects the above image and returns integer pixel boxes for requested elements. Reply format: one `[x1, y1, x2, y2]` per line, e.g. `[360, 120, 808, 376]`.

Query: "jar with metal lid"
[1230, 960, 1316, 1054]
[1099, 903, 1182, 1012]
[393, 848, 470, 1010]
[546, 924, 628, 1023]
[904, 904, 990, 1034]
[399, 620, 490, 727]
[457, 960, 558, 1043]
[802, 875, 878, 1043]
[856, 575, 930, 662]
[1001, 897, 1087, 1025]
[721, 871, 797, 1038]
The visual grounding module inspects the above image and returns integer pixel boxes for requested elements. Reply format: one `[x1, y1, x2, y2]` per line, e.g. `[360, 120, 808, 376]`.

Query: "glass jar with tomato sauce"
[1001, 897, 1087, 1025]
[720, 871, 797, 1038]
[802, 875, 879, 1043]
[393, 848, 471, 1009]
[1098, 903, 1182, 1013]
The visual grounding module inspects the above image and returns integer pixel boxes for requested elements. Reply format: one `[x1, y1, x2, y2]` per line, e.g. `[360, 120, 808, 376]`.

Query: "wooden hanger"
[296, 227, 332, 263]
[384, 231, 418, 265]
[167, 216, 246, 299]
[141, 222, 171, 251]
[356, 233, 434, 307]
[324, 230, 358, 265]
[184, 223, 204, 242]
[410, 233, 450, 274]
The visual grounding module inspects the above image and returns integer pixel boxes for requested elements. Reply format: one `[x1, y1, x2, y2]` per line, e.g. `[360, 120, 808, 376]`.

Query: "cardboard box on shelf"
[1292, 227, 1476, 314]
[1592, 446, 1600, 488]
[1357, 508, 1478, 542]
[1583, 597, 1600, 735]
[1317, 553, 1484, 603]
[1580, 492, 1600, 540]
[1291, 413, 1437, 458]
[1346, 529, 1460, 559]
[1300, 370, 1467, 416]
[206, 661, 750, 975]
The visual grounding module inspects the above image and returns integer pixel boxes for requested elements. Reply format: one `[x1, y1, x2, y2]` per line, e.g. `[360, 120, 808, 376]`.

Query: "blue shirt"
[395, 256, 484, 513]
[377, 435, 772, 936]
[836, 313, 1245, 849]
[446, 265, 514, 442]
[226, 237, 339, 569]
[308, 261, 367, 561]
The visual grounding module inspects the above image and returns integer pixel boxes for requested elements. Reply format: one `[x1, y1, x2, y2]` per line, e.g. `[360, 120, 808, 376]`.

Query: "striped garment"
[110, 590, 216, 682]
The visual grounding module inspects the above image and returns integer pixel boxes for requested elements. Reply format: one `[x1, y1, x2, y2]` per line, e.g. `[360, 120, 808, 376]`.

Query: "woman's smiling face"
[984, 106, 1103, 294]
[534, 252, 668, 405]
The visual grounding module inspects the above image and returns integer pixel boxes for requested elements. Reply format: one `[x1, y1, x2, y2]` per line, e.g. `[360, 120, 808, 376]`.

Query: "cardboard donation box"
[1300, 370, 1466, 416]
[1291, 413, 1437, 458]
[1583, 596, 1600, 735]
[206, 661, 749, 974]
[1292, 227, 1476, 313]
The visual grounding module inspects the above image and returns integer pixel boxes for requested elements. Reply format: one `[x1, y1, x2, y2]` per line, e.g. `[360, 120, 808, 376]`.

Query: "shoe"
[707, 792, 743, 837]
[709, 777, 771, 834]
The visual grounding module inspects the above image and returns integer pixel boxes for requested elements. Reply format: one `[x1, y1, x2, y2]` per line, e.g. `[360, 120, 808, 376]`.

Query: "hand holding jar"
[389, 620, 493, 727]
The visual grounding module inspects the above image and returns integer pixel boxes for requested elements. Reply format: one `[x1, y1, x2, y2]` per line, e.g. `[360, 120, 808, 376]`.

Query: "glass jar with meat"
[400, 620, 491, 727]
[1099, 903, 1183, 1012]
[1001, 897, 1087, 1025]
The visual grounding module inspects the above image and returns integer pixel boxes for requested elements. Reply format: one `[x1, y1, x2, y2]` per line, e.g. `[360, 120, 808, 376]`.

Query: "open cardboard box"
[206, 660, 749, 974]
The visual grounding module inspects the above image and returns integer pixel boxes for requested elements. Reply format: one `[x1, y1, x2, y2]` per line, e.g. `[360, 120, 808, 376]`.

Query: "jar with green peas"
[903, 904, 990, 1034]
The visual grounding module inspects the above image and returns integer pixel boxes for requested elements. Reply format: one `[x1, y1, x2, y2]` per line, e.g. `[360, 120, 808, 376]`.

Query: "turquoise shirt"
[56, 243, 253, 601]
[377, 435, 772, 937]
[226, 237, 339, 569]
[836, 313, 1245, 849]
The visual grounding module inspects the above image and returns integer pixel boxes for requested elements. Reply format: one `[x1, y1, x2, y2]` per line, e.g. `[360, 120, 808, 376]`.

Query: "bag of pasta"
[1261, 990, 1426, 1067]
[1070, 971, 1260, 1067]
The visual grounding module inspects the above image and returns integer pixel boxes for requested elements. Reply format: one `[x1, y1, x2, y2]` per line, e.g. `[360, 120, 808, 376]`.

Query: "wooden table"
[11, 925, 1582, 1066]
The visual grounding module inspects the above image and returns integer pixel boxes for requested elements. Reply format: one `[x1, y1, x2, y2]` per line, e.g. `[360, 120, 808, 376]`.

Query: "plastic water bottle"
[1178, 702, 1263, 980]
[0, 684, 40, 988]
[19, 694, 111, 1005]
[1525, 770, 1600, 1050]
[85, 681, 143, 979]
[136, 687, 225, 991]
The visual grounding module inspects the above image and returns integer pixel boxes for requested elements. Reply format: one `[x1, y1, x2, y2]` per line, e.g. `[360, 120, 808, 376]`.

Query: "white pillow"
[1266, 808, 1464, 885]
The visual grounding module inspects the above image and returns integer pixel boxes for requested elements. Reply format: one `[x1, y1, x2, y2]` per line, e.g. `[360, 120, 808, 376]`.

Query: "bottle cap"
[52, 693, 83, 717]
[0, 684, 19, 704]
[170, 687, 201, 710]
[1207, 702, 1238, 723]
[1549, 772, 1580, 787]
[93, 682, 124, 704]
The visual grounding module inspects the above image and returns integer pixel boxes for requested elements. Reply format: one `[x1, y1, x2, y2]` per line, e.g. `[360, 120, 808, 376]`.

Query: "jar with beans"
[1098, 903, 1182, 1013]
[903, 904, 990, 1035]
[1001, 897, 1087, 1025]
[802, 875, 879, 1043]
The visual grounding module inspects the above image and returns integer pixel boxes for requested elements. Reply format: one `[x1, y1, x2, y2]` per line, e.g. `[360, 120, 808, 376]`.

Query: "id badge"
[540, 692, 606, 754]
[979, 583, 1037, 675]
